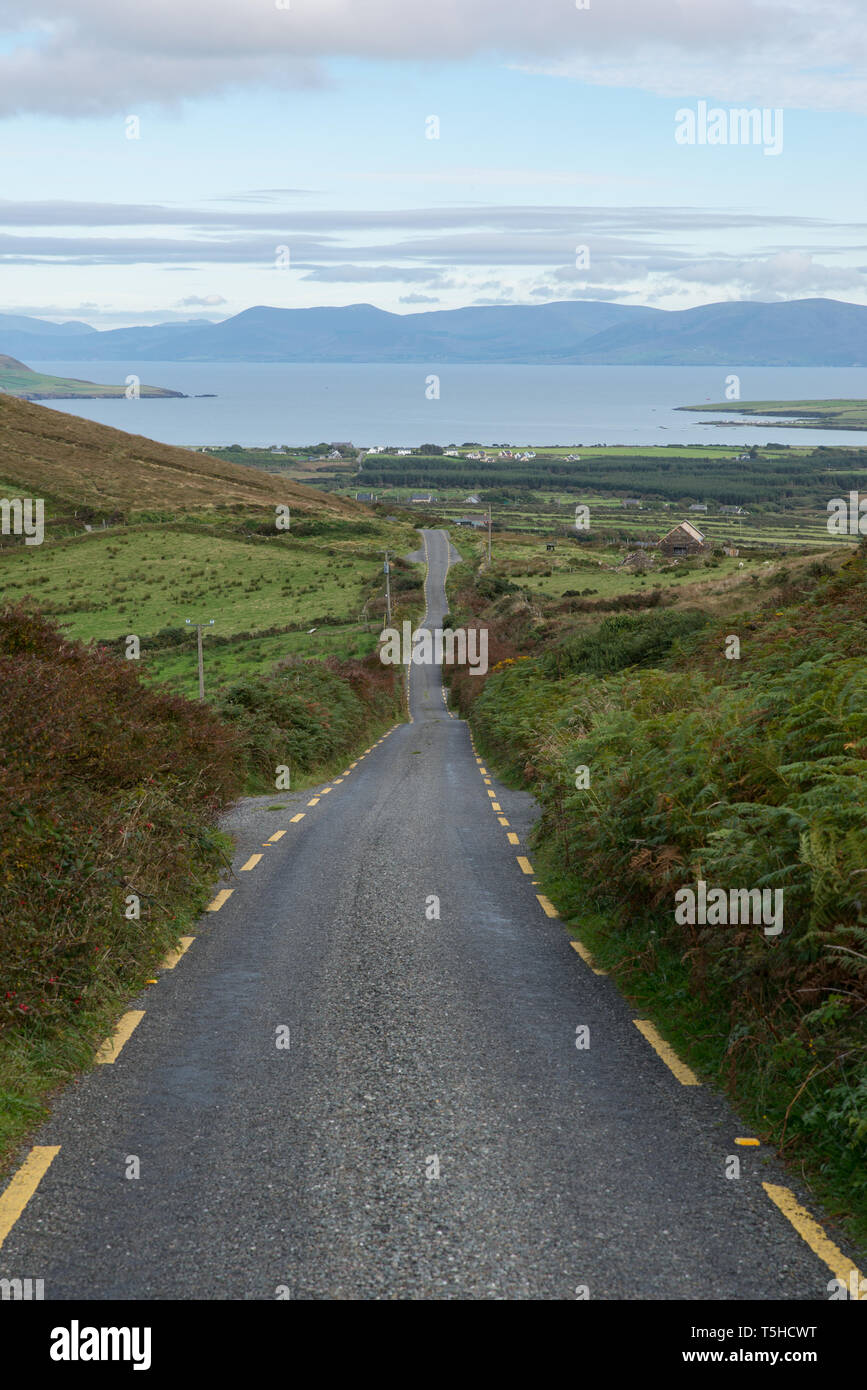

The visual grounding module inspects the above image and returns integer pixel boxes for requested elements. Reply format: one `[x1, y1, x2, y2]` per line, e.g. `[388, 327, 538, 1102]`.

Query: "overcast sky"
[1, 0, 866, 326]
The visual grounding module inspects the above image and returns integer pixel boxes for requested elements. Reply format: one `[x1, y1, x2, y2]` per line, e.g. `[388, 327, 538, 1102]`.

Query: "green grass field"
[681, 399, 867, 430]
[0, 516, 421, 697]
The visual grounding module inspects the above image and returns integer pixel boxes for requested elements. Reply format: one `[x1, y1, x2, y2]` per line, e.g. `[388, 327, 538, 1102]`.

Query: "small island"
[0, 355, 185, 399]
[679, 398, 867, 431]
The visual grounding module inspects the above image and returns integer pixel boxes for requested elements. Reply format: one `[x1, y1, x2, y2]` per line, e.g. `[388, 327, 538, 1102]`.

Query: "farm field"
[442, 524, 820, 612]
[434, 492, 849, 551]
[0, 516, 421, 698]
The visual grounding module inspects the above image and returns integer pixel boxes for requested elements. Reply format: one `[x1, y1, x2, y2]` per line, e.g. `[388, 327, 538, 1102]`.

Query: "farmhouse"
[659, 520, 707, 557]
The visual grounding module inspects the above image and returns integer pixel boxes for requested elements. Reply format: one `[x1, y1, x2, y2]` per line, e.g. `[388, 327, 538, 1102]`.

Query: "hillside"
[0, 354, 183, 400]
[4, 296, 867, 365]
[445, 534, 867, 1239]
[0, 394, 359, 517]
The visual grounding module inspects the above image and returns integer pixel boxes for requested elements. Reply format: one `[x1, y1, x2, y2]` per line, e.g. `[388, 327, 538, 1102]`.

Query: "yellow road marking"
[161, 936, 195, 969]
[0, 1146, 61, 1252]
[570, 940, 607, 975]
[491, 802, 501, 811]
[290, 813, 305, 823]
[267, 830, 286, 842]
[633, 1020, 700, 1085]
[483, 777, 492, 785]
[334, 777, 344, 784]
[763, 1184, 866, 1296]
[517, 856, 534, 874]
[506, 831, 519, 845]
[498, 816, 510, 826]
[341, 770, 351, 776]
[240, 853, 262, 871]
[350, 761, 358, 768]
[307, 797, 320, 806]
[321, 787, 332, 795]
[207, 889, 233, 912]
[487, 790, 496, 799]
[736, 1137, 760, 1146]
[536, 894, 558, 917]
[479, 766, 487, 773]
[95, 1010, 145, 1064]
[364, 747, 372, 752]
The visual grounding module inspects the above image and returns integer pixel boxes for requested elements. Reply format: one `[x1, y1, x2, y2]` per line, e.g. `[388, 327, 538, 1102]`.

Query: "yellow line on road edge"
[570, 940, 607, 975]
[160, 936, 195, 970]
[491, 801, 501, 811]
[0, 1146, 60, 1252]
[240, 853, 262, 871]
[307, 797, 320, 806]
[517, 856, 534, 875]
[207, 889, 233, 912]
[536, 894, 558, 918]
[507, 832, 520, 845]
[763, 1183, 866, 1296]
[267, 830, 286, 842]
[633, 1020, 700, 1085]
[95, 1010, 145, 1065]
[290, 813, 305, 823]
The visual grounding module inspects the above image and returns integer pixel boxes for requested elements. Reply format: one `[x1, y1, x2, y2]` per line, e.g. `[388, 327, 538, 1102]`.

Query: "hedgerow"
[0, 604, 243, 1039]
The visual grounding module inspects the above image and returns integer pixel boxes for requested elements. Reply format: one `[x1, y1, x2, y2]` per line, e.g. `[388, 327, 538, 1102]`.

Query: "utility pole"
[487, 506, 492, 564]
[185, 618, 214, 700]
[384, 551, 392, 625]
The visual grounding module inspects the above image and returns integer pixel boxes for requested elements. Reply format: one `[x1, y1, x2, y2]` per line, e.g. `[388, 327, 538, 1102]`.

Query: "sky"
[1, 0, 867, 328]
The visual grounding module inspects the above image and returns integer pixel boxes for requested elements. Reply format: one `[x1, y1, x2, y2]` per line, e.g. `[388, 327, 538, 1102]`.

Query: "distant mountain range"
[3, 298, 867, 366]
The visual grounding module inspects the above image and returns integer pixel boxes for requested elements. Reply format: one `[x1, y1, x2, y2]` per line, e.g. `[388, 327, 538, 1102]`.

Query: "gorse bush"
[544, 606, 708, 677]
[214, 653, 400, 792]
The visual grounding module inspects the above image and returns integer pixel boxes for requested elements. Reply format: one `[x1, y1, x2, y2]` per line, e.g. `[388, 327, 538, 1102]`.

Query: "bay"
[32, 360, 867, 449]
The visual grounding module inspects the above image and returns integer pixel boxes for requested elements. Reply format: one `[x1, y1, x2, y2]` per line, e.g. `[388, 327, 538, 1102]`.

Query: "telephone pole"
[185, 618, 214, 700]
[487, 506, 492, 564]
[384, 551, 392, 625]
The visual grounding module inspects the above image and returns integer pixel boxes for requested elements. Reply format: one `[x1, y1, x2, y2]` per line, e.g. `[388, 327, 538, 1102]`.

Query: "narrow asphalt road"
[0, 528, 857, 1299]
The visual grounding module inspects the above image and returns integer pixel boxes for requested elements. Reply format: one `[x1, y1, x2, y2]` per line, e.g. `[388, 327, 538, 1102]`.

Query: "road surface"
[0, 528, 855, 1299]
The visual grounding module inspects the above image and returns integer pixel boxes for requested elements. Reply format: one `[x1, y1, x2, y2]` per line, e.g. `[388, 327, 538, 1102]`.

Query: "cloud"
[0, 198, 847, 236]
[0, 1, 863, 116]
[177, 293, 227, 306]
[677, 250, 867, 297]
[298, 264, 447, 284]
[399, 293, 440, 304]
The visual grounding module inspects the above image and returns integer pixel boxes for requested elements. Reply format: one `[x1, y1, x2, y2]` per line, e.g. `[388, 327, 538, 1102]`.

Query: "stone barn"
[658, 520, 707, 558]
